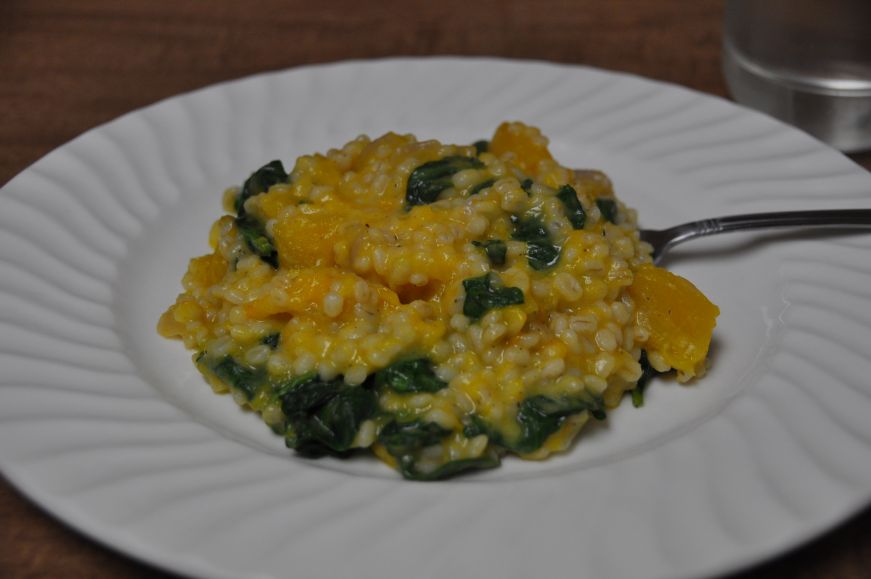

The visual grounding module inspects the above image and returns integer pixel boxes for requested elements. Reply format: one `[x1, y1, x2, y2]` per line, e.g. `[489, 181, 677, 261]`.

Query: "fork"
[640, 209, 871, 264]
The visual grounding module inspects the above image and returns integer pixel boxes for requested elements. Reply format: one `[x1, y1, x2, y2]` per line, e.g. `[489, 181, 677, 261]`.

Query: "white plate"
[2, 57, 871, 579]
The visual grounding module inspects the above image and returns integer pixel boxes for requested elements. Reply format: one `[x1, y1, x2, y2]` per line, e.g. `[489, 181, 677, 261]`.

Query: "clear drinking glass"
[723, 0, 871, 152]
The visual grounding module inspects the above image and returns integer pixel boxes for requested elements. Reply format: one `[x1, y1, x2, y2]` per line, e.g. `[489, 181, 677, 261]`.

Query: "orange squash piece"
[489, 121, 553, 174]
[183, 252, 228, 290]
[629, 264, 719, 378]
[272, 208, 346, 268]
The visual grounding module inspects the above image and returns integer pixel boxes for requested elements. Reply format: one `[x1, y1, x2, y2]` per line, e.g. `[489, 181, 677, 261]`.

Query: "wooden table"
[1, 1, 869, 577]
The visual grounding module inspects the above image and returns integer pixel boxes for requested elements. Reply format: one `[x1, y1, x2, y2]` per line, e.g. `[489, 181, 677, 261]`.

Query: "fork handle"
[699, 209, 871, 234]
[652, 209, 871, 259]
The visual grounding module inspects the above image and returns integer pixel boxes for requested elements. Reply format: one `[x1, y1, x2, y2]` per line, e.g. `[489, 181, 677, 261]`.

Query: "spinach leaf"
[472, 140, 489, 155]
[406, 155, 484, 207]
[273, 371, 319, 399]
[379, 419, 501, 480]
[462, 272, 524, 319]
[631, 350, 659, 408]
[236, 214, 279, 268]
[520, 178, 534, 195]
[514, 395, 594, 452]
[596, 198, 618, 224]
[235, 160, 288, 215]
[511, 214, 561, 270]
[306, 387, 377, 452]
[280, 375, 377, 456]
[462, 415, 490, 439]
[378, 419, 451, 457]
[556, 185, 586, 229]
[279, 375, 343, 416]
[398, 452, 501, 481]
[526, 240, 561, 270]
[472, 239, 507, 267]
[374, 357, 448, 394]
[511, 212, 549, 241]
[466, 393, 606, 454]
[233, 161, 287, 267]
[261, 332, 281, 349]
[210, 356, 264, 400]
[469, 178, 495, 196]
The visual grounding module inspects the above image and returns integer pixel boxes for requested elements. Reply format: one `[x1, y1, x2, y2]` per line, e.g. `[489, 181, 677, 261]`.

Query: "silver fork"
[640, 209, 871, 264]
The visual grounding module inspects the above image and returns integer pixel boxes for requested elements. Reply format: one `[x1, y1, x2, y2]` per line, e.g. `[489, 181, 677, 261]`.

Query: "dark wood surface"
[1, 1, 869, 578]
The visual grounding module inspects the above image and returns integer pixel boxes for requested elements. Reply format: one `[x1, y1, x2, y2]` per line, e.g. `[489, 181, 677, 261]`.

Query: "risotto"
[158, 122, 719, 480]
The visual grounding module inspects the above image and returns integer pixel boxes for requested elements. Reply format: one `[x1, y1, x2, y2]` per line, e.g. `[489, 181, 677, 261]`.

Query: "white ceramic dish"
[2, 57, 871, 579]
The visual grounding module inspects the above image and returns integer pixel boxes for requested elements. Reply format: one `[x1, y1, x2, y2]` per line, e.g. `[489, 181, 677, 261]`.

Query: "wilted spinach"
[556, 185, 586, 230]
[208, 356, 265, 400]
[280, 375, 377, 456]
[511, 213, 560, 270]
[378, 419, 451, 457]
[462, 272, 524, 319]
[595, 198, 618, 224]
[398, 453, 501, 481]
[261, 332, 281, 348]
[235, 160, 288, 215]
[236, 215, 278, 267]
[469, 178, 496, 196]
[379, 419, 500, 481]
[520, 178, 534, 195]
[234, 161, 287, 267]
[630, 350, 659, 408]
[374, 357, 447, 394]
[472, 239, 507, 267]
[465, 393, 607, 454]
[406, 156, 484, 207]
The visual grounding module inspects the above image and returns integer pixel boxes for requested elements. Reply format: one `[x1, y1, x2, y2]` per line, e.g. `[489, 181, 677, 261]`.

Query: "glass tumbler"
[723, 0, 871, 152]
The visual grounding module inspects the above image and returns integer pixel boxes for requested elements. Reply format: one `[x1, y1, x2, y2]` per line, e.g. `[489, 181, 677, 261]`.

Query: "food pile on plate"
[159, 122, 718, 479]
